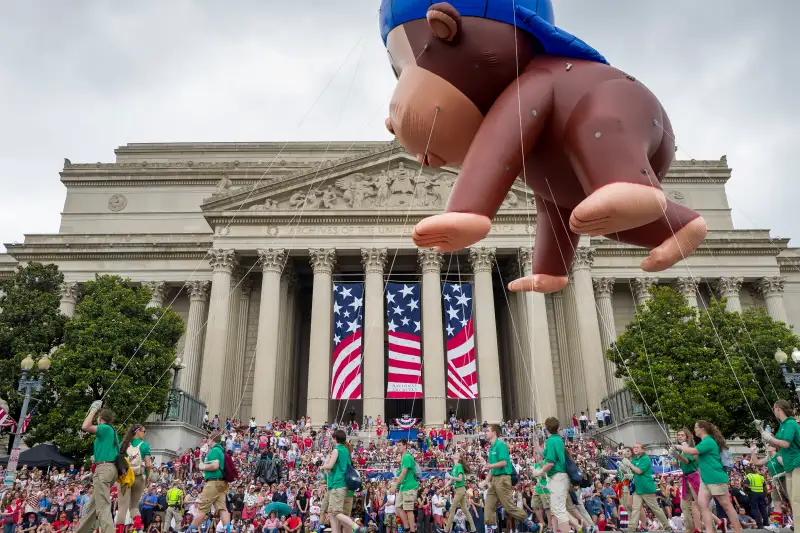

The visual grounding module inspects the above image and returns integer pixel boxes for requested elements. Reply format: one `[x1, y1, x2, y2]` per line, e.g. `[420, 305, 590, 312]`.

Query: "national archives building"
[3, 140, 800, 430]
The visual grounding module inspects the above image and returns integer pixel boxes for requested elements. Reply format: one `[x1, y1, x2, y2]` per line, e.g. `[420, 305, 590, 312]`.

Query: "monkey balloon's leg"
[509, 195, 579, 293]
[565, 79, 668, 236]
[610, 200, 707, 272]
[412, 68, 555, 252]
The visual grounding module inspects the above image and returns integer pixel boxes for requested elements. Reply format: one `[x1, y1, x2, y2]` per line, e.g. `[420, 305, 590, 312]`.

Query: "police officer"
[744, 466, 768, 528]
[164, 479, 184, 533]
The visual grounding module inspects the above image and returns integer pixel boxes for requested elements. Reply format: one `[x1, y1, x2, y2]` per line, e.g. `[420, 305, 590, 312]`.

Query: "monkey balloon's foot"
[570, 182, 667, 236]
[641, 216, 708, 272]
[412, 212, 491, 252]
[508, 274, 568, 293]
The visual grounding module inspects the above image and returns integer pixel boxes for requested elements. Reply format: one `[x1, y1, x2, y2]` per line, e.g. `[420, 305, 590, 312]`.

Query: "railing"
[601, 388, 650, 424]
[148, 388, 207, 428]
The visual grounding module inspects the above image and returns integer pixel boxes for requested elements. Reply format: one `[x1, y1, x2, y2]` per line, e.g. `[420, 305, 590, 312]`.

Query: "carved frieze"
[667, 190, 686, 205]
[108, 194, 128, 212]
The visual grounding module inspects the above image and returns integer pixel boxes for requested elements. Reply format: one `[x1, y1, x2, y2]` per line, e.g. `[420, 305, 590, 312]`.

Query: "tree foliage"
[0, 262, 66, 443]
[26, 275, 184, 459]
[606, 286, 797, 440]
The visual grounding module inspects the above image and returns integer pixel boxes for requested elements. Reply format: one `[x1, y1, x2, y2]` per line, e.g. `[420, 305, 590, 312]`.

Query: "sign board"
[4, 448, 20, 487]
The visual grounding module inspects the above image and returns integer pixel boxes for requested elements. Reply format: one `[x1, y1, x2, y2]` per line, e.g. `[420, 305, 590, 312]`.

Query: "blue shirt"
[142, 494, 158, 509]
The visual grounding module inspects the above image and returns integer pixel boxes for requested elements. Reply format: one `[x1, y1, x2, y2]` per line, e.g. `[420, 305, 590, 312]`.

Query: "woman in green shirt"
[749, 443, 787, 505]
[761, 399, 800, 520]
[116, 424, 152, 533]
[621, 442, 670, 531]
[675, 420, 741, 533]
[673, 428, 701, 533]
[444, 452, 475, 533]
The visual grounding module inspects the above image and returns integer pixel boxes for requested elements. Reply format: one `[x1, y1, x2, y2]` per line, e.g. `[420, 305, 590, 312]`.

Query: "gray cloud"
[1, 1, 797, 250]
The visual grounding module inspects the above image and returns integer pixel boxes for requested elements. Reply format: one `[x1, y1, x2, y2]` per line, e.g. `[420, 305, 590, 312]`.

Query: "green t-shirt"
[631, 455, 657, 495]
[534, 462, 549, 494]
[397, 452, 419, 492]
[327, 444, 350, 489]
[776, 417, 800, 472]
[542, 435, 566, 477]
[131, 437, 151, 457]
[204, 443, 225, 481]
[452, 463, 466, 488]
[94, 423, 118, 463]
[489, 439, 513, 477]
[679, 453, 698, 475]
[696, 436, 729, 485]
[767, 455, 785, 477]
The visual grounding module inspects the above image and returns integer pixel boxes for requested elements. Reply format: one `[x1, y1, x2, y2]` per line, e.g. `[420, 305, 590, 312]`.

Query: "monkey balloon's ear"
[427, 3, 461, 41]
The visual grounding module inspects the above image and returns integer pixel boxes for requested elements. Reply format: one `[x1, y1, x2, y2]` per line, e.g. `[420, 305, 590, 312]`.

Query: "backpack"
[265, 457, 281, 485]
[720, 448, 733, 472]
[345, 463, 362, 491]
[222, 450, 238, 483]
[117, 457, 135, 491]
[127, 441, 145, 476]
[510, 464, 519, 486]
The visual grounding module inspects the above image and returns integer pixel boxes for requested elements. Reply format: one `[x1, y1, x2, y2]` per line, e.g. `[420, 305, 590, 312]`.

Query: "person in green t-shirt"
[761, 399, 800, 520]
[621, 442, 670, 532]
[481, 424, 533, 531]
[320, 430, 366, 533]
[749, 443, 787, 508]
[77, 402, 118, 533]
[676, 420, 741, 533]
[192, 431, 231, 533]
[116, 424, 152, 531]
[390, 439, 418, 533]
[444, 452, 475, 533]
[671, 428, 701, 533]
[530, 417, 580, 533]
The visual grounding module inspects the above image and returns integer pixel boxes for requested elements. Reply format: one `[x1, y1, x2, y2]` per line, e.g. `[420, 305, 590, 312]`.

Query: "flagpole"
[4, 354, 50, 487]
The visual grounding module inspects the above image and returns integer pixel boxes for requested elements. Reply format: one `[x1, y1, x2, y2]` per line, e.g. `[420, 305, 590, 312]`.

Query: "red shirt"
[376, 428, 383, 437]
[53, 520, 69, 532]
[286, 516, 302, 531]
[304, 437, 312, 448]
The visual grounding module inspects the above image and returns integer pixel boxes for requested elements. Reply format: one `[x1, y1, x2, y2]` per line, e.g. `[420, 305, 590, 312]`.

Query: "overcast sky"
[1, 1, 797, 252]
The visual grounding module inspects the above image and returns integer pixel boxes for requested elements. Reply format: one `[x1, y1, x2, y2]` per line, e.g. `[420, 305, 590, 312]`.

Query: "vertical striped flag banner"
[385, 283, 422, 399]
[442, 282, 478, 399]
[0, 408, 16, 430]
[331, 283, 364, 400]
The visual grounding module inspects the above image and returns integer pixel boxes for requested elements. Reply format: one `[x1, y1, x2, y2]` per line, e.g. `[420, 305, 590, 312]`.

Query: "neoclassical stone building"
[3, 140, 799, 429]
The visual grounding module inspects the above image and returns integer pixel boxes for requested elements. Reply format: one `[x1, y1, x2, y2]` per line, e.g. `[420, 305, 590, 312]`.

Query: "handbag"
[565, 454, 583, 486]
[112, 430, 130, 478]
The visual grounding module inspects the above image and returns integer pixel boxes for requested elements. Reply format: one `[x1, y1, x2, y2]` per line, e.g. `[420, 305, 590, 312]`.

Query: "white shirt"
[384, 494, 396, 515]
[432, 494, 445, 516]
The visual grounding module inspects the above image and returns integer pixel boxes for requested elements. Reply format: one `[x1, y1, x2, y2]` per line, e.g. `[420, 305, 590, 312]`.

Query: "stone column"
[593, 278, 622, 393]
[552, 291, 574, 420]
[505, 262, 525, 418]
[469, 247, 503, 423]
[181, 281, 210, 396]
[361, 248, 388, 422]
[419, 249, 446, 428]
[715, 277, 743, 313]
[276, 271, 296, 418]
[675, 278, 700, 309]
[281, 274, 298, 417]
[632, 277, 658, 307]
[232, 280, 252, 409]
[306, 249, 337, 426]
[518, 249, 557, 421]
[59, 282, 80, 318]
[758, 276, 788, 323]
[222, 272, 242, 417]
[199, 249, 238, 417]
[251, 249, 288, 423]
[143, 281, 168, 309]
[565, 247, 607, 412]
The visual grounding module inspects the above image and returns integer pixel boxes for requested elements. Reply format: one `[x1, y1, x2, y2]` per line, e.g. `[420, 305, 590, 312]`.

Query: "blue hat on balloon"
[379, 0, 607, 64]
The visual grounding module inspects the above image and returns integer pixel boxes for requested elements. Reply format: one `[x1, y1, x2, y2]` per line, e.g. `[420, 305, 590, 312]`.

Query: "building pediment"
[201, 142, 533, 216]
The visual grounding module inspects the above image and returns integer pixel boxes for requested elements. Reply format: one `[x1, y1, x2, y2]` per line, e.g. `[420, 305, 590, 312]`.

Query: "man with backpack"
[319, 429, 366, 533]
[480, 425, 535, 533]
[190, 431, 232, 533]
[390, 439, 418, 533]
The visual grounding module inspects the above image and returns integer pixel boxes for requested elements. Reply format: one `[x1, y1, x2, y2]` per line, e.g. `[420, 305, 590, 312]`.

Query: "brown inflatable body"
[385, 2, 707, 293]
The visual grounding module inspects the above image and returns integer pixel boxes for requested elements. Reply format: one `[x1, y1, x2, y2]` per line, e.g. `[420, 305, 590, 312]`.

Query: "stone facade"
[2, 141, 798, 427]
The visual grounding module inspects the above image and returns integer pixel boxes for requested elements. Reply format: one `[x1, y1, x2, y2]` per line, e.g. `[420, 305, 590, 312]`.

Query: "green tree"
[607, 285, 797, 440]
[0, 262, 66, 449]
[26, 275, 185, 459]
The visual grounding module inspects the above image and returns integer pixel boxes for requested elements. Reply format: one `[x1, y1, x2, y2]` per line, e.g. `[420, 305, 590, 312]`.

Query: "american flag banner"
[0, 407, 16, 429]
[331, 283, 364, 400]
[20, 411, 33, 434]
[385, 283, 422, 399]
[442, 282, 479, 399]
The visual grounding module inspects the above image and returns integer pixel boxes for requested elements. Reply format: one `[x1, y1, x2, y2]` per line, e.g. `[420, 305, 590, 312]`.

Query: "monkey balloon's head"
[380, 0, 607, 168]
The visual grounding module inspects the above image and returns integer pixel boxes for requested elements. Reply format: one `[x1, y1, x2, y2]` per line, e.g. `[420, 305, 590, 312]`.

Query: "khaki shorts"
[399, 489, 417, 511]
[327, 487, 347, 516]
[319, 490, 330, 516]
[198, 479, 229, 514]
[532, 492, 550, 509]
[700, 483, 728, 497]
[344, 495, 353, 517]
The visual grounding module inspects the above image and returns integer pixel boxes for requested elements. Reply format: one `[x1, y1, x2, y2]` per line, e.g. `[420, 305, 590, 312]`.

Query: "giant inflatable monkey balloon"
[381, 0, 707, 293]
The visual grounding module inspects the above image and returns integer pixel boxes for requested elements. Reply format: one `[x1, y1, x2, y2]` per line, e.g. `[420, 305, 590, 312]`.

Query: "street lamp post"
[4, 354, 51, 487]
[166, 357, 185, 421]
[774, 348, 800, 404]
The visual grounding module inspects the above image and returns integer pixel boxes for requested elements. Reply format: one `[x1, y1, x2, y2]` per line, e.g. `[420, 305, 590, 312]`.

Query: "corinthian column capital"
[469, 247, 496, 274]
[675, 277, 699, 295]
[418, 248, 443, 274]
[361, 248, 388, 274]
[571, 247, 595, 271]
[208, 249, 238, 273]
[60, 281, 80, 303]
[186, 280, 211, 302]
[258, 248, 288, 274]
[518, 248, 533, 275]
[592, 277, 615, 299]
[309, 248, 336, 275]
[143, 281, 167, 304]
[715, 277, 743, 298]
[632, 277, 658, 302]
[758, 276, 786, 297]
